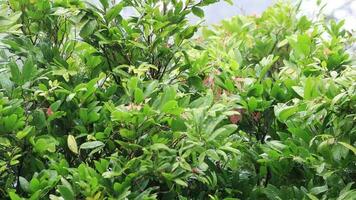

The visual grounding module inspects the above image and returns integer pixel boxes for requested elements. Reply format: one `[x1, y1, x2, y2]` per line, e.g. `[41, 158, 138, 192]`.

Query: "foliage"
[0, 0, 355, 199]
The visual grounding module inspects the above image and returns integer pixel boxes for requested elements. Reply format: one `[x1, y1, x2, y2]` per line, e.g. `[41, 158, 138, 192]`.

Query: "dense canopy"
[0, 0, 355, 199]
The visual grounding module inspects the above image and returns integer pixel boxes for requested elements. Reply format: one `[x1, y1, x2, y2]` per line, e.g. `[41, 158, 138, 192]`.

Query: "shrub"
[0, 0, 355, 199]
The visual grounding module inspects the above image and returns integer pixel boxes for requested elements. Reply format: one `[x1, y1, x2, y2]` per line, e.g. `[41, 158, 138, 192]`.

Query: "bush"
[0, 0, 355, 199]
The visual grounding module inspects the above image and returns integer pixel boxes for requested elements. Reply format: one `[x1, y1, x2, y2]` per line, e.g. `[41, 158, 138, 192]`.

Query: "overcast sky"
[190, 0, 272, 24]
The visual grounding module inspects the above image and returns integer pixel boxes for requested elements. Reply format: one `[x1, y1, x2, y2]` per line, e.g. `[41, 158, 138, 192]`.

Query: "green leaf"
[80, 141, 104, 149]
[292, 86, 304, 98]
[19, 177, 29, 192]
[88, 111, 100, 123]
[29, 178, 40, 193]
[258, 55, 279, 81]
[206, 149, 220, 161]
[31, 110, 46, 129]
[58, 185, 75, 200]
[127, 77, 139, 94]
[79, 108, 88, 123]
[310, 185, 328, 195]
[0, 137, 11, 147]
[8, 191, 22, 200]
[22, 58, 36, 82]
[224, 0, 233, 5]
[144, 80, 158, 98]
[208, 124, 237, 141]
[192, 7, 204, 18]
[134, 88, 144, 104]
[119, 128, 136, 140]
[34, 137, 57, 153]
[171, 117, 187, 132]
[60, 178, 74, 195]
[80, 20, 97, 38]
[50, 100, 62, 112]
[149, 143, 173, 152]
[4, 114, 17, 132]
[332, 143, 349, 161]
[111, 110, 132, 122]
[105, 2, 125, 22]
[181, 26, 197, 39]
[337, 188, 356, 200]
[288, 33, 312, 58]
[274, 104, 299, 121]
[161, 100, 183, 115]
[16, 126, 33, 139]
[338, 142, 356, 155]
[99, 0, 109, 9]
[9, 62, 22, 85]
[201, 0, 219, 6]
[174, 179, 188, 187]
[304, 77, 316, 100]
[262, 184, 283, 200]
[248, 84, 263, 97]
[66, 93, 76, 102]
[248, 97, 257, 111]
[67, 135, 78, 154]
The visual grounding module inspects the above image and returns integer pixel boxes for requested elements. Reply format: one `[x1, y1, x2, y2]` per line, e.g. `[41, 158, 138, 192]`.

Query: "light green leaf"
[134, 88, 144, 104]
[174, 179, 188, 187]
[161, 100, 183, 115]
[119, 128, 136, 140]
[8, 191, 22, 200]
[248, 97, 258, 111]
[34, 137, 57, 153]
[67, 135, 78, 154]
[16, 126, 33, 139]
[149, 143, 173, 152]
